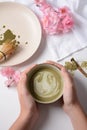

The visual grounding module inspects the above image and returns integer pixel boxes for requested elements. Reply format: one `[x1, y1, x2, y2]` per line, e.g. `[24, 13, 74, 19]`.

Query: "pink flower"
[5, 78, 14, 87]
[42, 9, 59, 34]
[62, 15, 74, 33]
[35, 0, 74, 35]
[0, 67, 15, 78]
[35, 0, 46, 6]
[35, 0, 51, 14]
[13, 71, 21, 84]
[0, 67, 21, 87]
[58, 6, 71, 18]
[57, 23, 64, 32]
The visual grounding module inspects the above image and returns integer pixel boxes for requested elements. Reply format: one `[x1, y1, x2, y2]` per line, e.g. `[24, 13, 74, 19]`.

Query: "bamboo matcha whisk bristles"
[0, 39, 18, 61]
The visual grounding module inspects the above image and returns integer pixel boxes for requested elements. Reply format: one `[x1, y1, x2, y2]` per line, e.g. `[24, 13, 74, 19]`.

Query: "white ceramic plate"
[0, 2, 42, 66]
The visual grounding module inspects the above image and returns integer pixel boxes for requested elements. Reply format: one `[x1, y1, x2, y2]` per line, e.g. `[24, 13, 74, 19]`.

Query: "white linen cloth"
[0, 0, 87, 62]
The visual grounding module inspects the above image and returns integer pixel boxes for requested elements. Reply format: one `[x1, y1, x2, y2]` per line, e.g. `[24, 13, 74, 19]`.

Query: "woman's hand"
[47, 61, 78, 111]
[17, 65, 39, 124]
[9, 65, 39, 130]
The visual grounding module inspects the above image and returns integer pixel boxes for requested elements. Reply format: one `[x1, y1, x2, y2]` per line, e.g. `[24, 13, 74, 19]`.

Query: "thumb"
[19, 73, 27, 87]
[17, 73, 31, 96]
[17, 73, 30, 95]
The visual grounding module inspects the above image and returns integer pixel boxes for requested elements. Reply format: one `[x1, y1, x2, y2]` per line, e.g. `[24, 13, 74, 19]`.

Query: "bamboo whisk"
[0, 40, 17, 61]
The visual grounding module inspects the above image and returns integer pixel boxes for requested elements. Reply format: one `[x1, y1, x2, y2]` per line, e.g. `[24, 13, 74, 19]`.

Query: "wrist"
[19, 109, 39, 128]
[63, 101, 87, 130]
[19, 110, 33, 126]
[9, 113, 32, 130]
[63, 101, 80, 115]
[18, 104, 39, 129]
[19, 110, 32, 122]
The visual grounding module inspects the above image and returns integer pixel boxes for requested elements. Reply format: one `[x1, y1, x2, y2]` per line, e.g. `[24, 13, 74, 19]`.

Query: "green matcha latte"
[27, 64, 64, 104]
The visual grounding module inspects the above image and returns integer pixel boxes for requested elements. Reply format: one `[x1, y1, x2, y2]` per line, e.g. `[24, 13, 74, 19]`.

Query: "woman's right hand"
[47, 61, 78, 112]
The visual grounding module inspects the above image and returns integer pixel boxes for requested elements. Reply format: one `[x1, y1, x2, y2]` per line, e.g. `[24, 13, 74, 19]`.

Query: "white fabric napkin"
[1, 0, 87, 62]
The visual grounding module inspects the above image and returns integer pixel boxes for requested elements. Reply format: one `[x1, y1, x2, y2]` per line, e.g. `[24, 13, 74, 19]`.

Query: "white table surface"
[0, 0, 87, 129]
[0, 43, 87, 130]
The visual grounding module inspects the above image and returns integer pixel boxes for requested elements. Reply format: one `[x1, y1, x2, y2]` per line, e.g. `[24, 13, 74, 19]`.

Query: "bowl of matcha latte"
[27, 63, 64, 104]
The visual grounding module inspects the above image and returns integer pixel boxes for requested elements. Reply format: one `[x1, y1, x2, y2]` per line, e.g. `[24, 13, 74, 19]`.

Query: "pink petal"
[13, 71, 21, 84]
[62, 15, 74, 32]
[5, 78, 14, 87]
[34, 1, 74, 35]
[0, 67, 15, 78]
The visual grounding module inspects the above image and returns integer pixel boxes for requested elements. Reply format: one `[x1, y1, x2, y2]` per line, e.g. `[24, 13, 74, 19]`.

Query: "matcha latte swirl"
[28, 64, 64, 103]
[34, 70, 61, 99]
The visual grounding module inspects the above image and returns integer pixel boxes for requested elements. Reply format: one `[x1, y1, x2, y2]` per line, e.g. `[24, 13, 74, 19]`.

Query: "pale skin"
[9, 61, 87, 130]
[9, 65, 39, 130]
